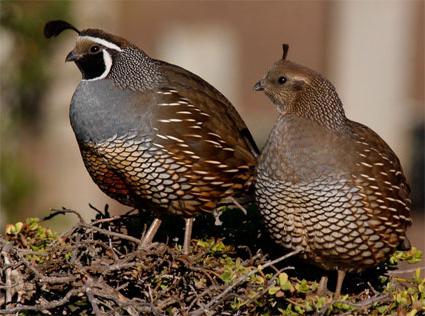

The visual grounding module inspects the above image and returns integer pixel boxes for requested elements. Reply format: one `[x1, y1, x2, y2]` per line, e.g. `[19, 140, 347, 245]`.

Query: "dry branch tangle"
[0, 209, 423, 315]
[0, 210, 268, 315]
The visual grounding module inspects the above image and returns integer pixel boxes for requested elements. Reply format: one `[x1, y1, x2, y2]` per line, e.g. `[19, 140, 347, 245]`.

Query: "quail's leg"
[141, 218, 162, 248]
[317, 276, 328, 296]
[183, 217, 194, 255]
[334, 270, 346, 298]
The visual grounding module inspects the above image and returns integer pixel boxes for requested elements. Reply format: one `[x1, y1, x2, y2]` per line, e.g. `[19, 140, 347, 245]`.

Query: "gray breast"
[69, 79, 155, 144]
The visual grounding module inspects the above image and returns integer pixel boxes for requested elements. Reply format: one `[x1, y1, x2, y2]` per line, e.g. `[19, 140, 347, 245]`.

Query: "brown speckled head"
[254, 45, 347, 131]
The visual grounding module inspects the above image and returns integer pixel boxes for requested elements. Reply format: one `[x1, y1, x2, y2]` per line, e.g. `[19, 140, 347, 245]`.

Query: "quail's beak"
[65, 50, 79, 62]
[253, 80, 265, 91]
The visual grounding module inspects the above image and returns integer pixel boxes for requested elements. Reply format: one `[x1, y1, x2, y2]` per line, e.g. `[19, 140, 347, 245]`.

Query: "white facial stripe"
[82, 50, 112, 82]
[79, 35, 122, 52]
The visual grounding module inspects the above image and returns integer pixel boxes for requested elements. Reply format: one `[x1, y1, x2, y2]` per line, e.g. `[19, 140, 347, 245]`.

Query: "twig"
[229, 196, 248, 215]
[91, 216, 121, 226]
[84, 262, 141, 275]
[187, 285, 205, 311]
[1, 243, 12, 306]
[244, 266, 291, 314]
[157, 296, 179, 310]
[388, 266, 425, 275]
[367, 281, 378, 296]
[0, 288, 80, 314]
[15, 250, 77, 284]
[107, 225, 115, 258]
[345, 293, 392, 308]
[319, 293, 392, 316]
[191, 249, 302, 316]
[189, 266, 220, 286]
[116, 282, 129, 291]
[43, 207, 85, 224]
[117, 298, 160, 316]
[89, 203, 110, 217]
[0, 282, 23, 289]
[257, 249, 301, 271]
[85, 225, 142, 245]
[90, 281, 154, 316]
[17, 249, 48, 256]
[85, 284, 103, 316]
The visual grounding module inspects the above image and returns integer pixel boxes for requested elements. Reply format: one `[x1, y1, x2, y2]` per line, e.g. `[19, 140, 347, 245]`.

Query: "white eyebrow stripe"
[79, 35, 122, 52]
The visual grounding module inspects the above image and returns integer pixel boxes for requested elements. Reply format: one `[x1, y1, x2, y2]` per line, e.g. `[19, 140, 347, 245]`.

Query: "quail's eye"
[90, 45, 101, 54]
[277, 76, 287, 85]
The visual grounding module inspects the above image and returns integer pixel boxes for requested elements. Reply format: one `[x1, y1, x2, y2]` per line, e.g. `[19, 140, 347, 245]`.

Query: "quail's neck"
[292, 76, 348, 133]
[109, 47, 164, 91]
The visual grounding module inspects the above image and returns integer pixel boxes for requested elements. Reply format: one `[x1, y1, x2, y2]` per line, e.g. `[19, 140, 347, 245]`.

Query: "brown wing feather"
[151, 88, 256, 190]
[349, 121, 411, 248]
[159, 61, 259, 157]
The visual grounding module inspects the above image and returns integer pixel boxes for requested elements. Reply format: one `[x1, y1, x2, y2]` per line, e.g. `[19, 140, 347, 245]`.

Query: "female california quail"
[43, 20, 259, 254]
[254, 45, 411, 296]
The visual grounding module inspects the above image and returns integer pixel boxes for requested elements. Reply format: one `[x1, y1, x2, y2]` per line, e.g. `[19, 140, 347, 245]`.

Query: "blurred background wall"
[0, 0, 423, 253]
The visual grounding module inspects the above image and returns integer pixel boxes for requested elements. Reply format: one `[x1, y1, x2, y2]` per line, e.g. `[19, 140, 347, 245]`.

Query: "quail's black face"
[66, 43, 106, 80]
[66, 36, 122, 81]
[66, 40, 109, 80]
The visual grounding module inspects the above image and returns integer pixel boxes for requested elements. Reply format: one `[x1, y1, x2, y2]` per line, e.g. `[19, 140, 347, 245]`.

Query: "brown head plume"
[282, 44, 289, 60]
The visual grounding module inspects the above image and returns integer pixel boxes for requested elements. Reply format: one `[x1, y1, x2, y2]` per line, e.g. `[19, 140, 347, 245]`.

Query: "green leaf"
[294, 305, 304, 314]
[196, 240, 210, 248]
[268, 286, 281, 295]
[295, 279, 310, 294]
[14, 222, 24, 233]
[376, 305, 388, 314]
[220, 271, 233, 284]
[314, 297, 327, 310]
[390, 247, 423, 265]
[333, 301, 352, 311]
[278, 272, 294, 292]
[278, 272, 289, 285]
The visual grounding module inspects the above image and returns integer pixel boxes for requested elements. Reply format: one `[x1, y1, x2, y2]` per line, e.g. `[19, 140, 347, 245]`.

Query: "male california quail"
[43, 20, 259, 254]
[254, 45, 411, 296]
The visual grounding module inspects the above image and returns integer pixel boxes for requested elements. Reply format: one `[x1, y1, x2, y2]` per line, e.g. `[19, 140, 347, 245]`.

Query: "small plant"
[390, 247, 423, 265]
[5, 217, 57, 252]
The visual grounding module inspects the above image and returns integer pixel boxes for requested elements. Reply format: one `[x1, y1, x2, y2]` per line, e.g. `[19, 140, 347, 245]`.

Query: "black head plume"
[282, 44, 289, 60]
[44, 20, 80, 38]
